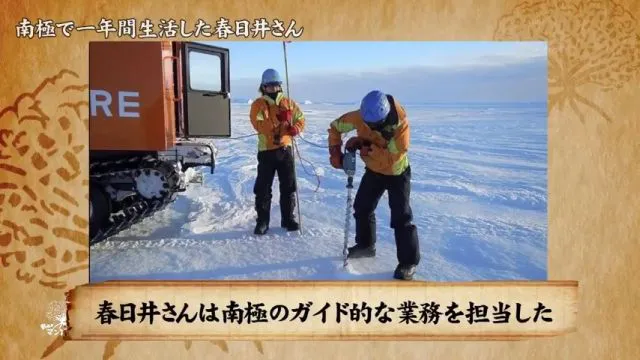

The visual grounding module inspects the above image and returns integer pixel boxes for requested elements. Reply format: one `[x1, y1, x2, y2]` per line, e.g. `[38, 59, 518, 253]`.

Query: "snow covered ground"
[89, 102, 547, 283]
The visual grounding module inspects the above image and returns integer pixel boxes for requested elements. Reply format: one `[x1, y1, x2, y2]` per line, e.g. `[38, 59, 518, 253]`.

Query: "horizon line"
[230, 99, 548, 105]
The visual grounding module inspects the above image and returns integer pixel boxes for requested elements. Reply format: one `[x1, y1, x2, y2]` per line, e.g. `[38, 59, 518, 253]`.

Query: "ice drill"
[342, 150, 357, 268]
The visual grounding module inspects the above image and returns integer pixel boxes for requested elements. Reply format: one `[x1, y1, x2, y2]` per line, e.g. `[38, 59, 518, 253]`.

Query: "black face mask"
[368, 121, 385, 132]
[262, 82, 282, 101]
[368, 117, 395, 140]
[266, 92, 279, 101]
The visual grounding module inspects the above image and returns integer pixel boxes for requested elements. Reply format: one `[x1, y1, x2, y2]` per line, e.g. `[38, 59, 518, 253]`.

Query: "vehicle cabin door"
[182, 42, 231, 137]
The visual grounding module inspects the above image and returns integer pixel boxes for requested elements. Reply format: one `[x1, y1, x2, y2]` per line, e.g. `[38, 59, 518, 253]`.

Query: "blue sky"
[192, 41, 548, 103]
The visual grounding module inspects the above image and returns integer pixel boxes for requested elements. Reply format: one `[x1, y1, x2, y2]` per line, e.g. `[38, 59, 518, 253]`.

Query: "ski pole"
[282, 41, 302, 232]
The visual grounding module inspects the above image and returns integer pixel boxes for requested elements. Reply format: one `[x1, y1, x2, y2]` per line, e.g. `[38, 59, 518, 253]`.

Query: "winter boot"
[254, 221, 269, 235]
[393, 264, 416, 280]
[280, 193, 299, 231]
[254, 198, 271, 235]
[347, 244, 376, 259]
[281, 219, 300, 231]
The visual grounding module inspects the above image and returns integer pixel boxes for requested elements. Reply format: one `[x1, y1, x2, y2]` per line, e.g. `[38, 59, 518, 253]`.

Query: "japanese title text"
[16, 17, 304, 39]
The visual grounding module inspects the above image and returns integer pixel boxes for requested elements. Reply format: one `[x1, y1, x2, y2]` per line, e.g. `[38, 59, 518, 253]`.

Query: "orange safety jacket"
[249, 92, 305, 152]
[327, 95, 410, 176]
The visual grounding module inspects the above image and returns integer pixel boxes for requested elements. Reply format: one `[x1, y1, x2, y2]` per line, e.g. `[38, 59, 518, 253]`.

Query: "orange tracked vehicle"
[89, 41, 231, 245]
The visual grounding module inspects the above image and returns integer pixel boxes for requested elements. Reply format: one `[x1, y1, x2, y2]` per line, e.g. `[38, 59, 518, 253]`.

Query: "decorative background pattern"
[1, 0, 639, 358]
[494, 0, 640, 123]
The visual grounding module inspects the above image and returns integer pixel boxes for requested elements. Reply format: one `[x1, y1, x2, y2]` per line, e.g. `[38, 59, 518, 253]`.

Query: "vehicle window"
[189, 51, 222, 92]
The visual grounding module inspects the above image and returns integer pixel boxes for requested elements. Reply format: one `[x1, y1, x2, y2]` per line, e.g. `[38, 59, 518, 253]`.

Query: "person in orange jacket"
[327, 90, 420, 280]
[249, 69, 305, 235]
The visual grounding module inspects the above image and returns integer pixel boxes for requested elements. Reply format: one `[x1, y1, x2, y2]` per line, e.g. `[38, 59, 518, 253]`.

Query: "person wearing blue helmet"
[249, 68, 306, 235]
[327, 90, 420, 280]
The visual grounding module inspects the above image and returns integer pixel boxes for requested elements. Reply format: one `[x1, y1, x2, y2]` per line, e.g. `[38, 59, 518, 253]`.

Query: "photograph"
[88, 40, 548, 282]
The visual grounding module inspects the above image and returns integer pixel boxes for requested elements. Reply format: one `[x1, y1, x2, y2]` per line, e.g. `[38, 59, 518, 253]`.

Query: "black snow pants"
[253, 146, 297, 226]
[353, 165, 420, 266]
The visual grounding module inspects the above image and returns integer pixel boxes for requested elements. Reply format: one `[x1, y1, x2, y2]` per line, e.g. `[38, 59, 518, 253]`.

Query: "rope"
[292, 138, 321, 193]
[224, 131, 329, 149]
[297, 134, 330, 148]
[212, 131, 324, 193]
[224, 133, 259, 140]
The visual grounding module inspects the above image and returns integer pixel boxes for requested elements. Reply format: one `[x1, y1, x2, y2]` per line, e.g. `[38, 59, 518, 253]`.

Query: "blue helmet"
[261, 68, 282, 85]
[360, 90, 390, 124]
